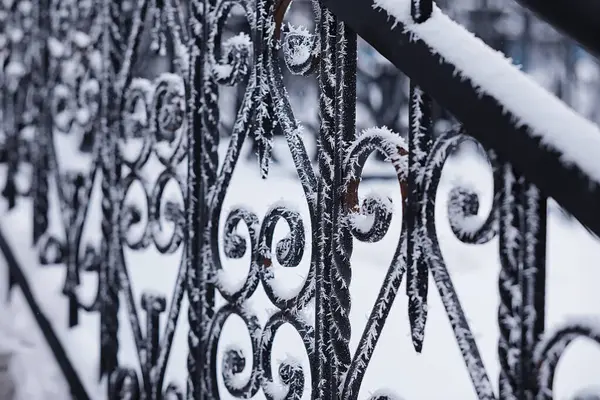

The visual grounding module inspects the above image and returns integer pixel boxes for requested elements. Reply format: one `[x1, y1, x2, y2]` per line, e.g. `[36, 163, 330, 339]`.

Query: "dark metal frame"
[1, 0, 599, 399]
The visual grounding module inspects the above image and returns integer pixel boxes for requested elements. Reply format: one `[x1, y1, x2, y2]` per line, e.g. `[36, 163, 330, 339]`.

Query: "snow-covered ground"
[1, 135, 600, 400]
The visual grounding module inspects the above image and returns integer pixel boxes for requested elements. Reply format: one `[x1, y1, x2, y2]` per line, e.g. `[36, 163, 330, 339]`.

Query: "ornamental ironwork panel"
[1, 0, 599, 399]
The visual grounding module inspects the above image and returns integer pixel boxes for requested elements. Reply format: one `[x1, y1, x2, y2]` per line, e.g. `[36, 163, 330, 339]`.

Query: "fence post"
[31, 0, 50, 245]
[315, 5, 336, 397]
[187, 0, 219, 398]
[99, 0, 121, 388]
[498, 163, 546, 399]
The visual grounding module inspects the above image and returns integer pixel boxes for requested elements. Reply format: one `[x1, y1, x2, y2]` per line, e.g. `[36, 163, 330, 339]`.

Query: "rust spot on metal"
[394, 144, 409, 204]
[345, 178, 360, 213]
[274, 0, 293, 41]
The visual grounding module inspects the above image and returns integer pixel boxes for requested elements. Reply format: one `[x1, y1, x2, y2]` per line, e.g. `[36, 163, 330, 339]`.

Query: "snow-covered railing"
[1, 0, 599, 400]
[324, 0, 600, 239]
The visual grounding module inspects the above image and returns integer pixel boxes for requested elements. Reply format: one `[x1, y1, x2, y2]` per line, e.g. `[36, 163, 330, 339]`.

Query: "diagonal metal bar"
[0, 226, 91, 400]
[322, 0, 600, 238]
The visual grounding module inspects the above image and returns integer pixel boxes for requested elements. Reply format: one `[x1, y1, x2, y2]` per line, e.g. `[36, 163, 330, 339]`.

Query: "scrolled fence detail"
[1, 0, 599, 399]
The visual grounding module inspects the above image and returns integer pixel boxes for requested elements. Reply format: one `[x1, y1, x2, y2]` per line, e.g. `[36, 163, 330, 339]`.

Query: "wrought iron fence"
[1, 0, 600, 399]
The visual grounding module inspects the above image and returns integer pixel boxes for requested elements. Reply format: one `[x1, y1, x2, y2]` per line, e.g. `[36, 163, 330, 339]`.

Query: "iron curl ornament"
[185, 0, 321, 398]
[108, 4, 190, 396]
[1, 0, 599, 399]
[67, 0, 191, 397]
[533, 319, 600, 400]
[340, 126, 409, 400]
[33, 0, 104, 329]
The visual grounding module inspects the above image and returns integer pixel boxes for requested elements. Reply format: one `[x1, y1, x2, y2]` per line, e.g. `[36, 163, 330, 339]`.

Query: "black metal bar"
[511, 0, 600, 60]
[405, 0, 433, 355]
[520, 180, 546, 397]
[186, 1, 208, 399]
[0, 226, 90, 400]
[322, 0, 600, 238]
[31, 0, 50, 246]
[406, 82, 432, 353]
[99, 0, 120, 383]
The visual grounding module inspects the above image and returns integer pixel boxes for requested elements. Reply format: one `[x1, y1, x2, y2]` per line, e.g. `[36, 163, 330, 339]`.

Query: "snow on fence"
[325, 0, 600, 238]
[1, 0, 599, 399]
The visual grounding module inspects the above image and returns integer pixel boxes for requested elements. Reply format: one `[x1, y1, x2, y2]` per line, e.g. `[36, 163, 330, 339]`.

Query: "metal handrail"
[323, 0, 600, 237]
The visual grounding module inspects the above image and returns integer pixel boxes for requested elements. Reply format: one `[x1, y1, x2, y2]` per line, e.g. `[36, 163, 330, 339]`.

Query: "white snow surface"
[373, 0, 600, 185]
[1, 143, 600, 399]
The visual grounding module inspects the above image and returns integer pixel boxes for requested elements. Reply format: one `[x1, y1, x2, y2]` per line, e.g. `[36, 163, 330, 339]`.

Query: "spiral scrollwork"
[115, 69, 189, 396]
[118, 73, 188, 258]
[150, 170, 186, 253]
[217, 207, 261, 304]
[258, 203, 310, 311]
[206, 304, 262, 398]
[151, 74, 187, 166]
[275, 0, 321, 76]
[107, 1, 192, 394]
[121, 78, 154, 170]
[259, 205, 305, 270]
[344, 127, 408, 243]
[532, 319, 600, 400]
[418, 127, 498, 398]
[413, 127, 500, 246]
[208, 201, 312, 396]
[121, 75, 188, 169]
[201, 1, 319, 395]
[39, 0, 105, 328]
[120, 169, 185, 255]
[261, 311, 313, 400]
[209, 0, 254, 86]
[48, 1, 101, 146]
[341, 127, 409, 400]
[445, 163, 499, 245]
[347, 193, 394, 243]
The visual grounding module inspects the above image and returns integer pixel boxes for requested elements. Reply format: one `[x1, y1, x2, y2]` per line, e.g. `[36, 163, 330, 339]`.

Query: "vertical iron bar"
[142, 294, 167, 368]
[32, 0, 50, 245]
[99, 0, 120, 386]
[406, 82, 433, 352]
[498, 164, 546, 400]
[2, 75, 17, 209]
[498, 162, 525, 399]
[520, 181, 546, 398]
[142, 293, 166, 400]
[187, 0, 219, 398]
[406, 0, 433, 353]
[331, 19, 356, 396]
[187, 0, 204, 398]
[315, 4, 337, 398]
